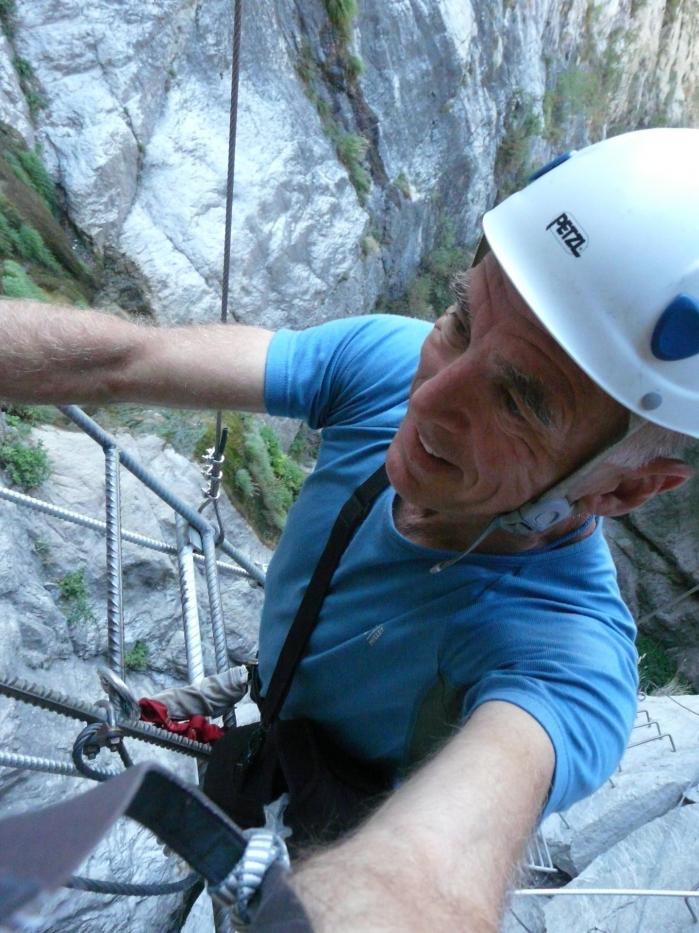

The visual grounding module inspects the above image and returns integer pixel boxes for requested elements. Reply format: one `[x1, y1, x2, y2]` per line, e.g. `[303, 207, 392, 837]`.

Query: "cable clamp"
[208, 827, 290, 926]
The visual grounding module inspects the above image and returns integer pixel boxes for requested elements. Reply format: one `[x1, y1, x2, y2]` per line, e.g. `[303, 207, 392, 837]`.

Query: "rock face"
[0, 416, 268, 933]
[605, 448, 699, 686]
[4, 0, 699, 327]
[544, 806, 699, 933]
[498, 696, 699, 933]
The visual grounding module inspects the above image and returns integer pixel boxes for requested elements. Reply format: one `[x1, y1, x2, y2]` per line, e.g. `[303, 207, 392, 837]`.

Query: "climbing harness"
[0, 764, 305, 930]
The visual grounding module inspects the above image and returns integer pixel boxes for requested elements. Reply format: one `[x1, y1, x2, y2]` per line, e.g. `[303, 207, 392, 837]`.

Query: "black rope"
[215, 0, 244, 455]
[67, 872, 199, 897]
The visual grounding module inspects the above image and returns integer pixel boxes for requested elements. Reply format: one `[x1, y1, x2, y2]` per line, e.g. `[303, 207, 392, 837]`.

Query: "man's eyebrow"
[496, 357, 555, 428]
[451, 271, 471, 318]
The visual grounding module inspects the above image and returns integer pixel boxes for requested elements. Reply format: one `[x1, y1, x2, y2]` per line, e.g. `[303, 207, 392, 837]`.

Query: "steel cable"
[67, 872, 199, 897]
[215, 0, 244, 455]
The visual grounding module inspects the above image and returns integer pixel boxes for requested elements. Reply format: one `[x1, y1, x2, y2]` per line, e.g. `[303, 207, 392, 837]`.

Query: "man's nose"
[410, 356, 477, 432]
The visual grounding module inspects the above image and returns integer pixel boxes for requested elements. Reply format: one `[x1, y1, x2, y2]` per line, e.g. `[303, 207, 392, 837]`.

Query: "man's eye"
[503, 390, 524, 419]
[446, 311, 471, 346]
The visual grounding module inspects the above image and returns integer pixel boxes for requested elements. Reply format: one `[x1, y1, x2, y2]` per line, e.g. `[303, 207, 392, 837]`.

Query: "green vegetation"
[287, 423, 320, 468]
[0, 196, 62, 274]
[0, 408, 54, 491]
[125, 640, 150, 672]
[394, 172, 411, 199]
[324, 0, 358, 41]
[1, 259, 49, 299]
[335, 131, 371, 201]
[58, 569, 95, 626]
[0, 0, 15, 37]
[542, 12, 624, 146]
[0, 438, 50, 488]
[296, 42, 371, 205]
[197, 414, 306, 545]
[495, 93, 542, 197]
[0, 130, 92, 304]
[12, 56, 46, 117]
[0, 413, 51, 488]
[2, 404, 54, 435]
[89, 405, 213, 459]
[346, 54, 364, 80]
[404, 222, 470, 320]
[5, 147, 58, 214]
[637, 633, 691, 694]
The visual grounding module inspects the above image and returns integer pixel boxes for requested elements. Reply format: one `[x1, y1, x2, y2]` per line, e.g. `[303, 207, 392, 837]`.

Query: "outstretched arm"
[0, 299, 273, 411]
[291, 701, 554, 932]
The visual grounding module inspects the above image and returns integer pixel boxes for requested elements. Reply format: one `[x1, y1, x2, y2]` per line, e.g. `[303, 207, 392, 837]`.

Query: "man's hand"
[0, 299, 273, 411]
[290, 701, 555, 932]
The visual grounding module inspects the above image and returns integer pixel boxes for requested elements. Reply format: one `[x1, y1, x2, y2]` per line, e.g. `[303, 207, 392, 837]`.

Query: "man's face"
[385, 253, 628, 522]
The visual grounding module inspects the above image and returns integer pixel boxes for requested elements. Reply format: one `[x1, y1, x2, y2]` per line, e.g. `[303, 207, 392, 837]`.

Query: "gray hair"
[606, 421, 696, 469]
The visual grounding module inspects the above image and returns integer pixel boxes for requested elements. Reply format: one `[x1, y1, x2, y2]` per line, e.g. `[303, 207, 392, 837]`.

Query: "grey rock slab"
[621, 696, 699, 772]
[542, 696, 699, 876]
[544, 805, 699, 933]
[501, 895, 546, 933]
[543, 747, 699, 877]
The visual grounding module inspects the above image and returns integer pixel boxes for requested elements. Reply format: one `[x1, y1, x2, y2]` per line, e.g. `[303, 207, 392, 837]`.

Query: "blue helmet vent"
[528, 152, 572, 183]
[651, 294, 699, 361]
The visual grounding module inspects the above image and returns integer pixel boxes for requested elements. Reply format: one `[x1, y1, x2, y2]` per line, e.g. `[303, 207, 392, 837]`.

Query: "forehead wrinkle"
[495, 354, 555, 428]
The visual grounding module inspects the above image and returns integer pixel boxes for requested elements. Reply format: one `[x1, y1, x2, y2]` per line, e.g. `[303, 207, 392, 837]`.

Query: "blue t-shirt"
[261, 314, 638, 817]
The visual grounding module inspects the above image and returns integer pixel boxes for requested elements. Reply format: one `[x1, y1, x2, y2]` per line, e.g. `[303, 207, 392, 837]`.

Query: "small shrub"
[15, 223, 61, 272]
[347, 54, 364, 80]
[235, 467, 255, 499]
[287, 423, 320, 467]
[334, 132, 371, 203]
[197, 414, 307, 545]
[6, 148, 58, 213]
[495, 92, 541, 196]
[0, 437, 51, 489]
[12, 56, 46, 116]
[125, 640, 149, 672]
[637, 633, 679, 694]
[324, 0, 358, 40]
[0, 0, 16, 37]
[58, 569, 95, 626]
[394, 172, 411, 198]
[1, 259, 50, 300]
[336, 132, 368, 165]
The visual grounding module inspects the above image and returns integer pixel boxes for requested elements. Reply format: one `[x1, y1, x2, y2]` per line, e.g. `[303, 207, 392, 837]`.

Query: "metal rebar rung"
[0, 674, 211, 758]
[0, 748, 115, 779]
[104, 445, 125, 678]
[176, 514, 205, 685]
[0, 485, 252, 579]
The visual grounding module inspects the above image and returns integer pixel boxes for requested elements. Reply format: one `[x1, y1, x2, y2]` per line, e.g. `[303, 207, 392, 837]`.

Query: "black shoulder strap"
[260, 463, 389, 727]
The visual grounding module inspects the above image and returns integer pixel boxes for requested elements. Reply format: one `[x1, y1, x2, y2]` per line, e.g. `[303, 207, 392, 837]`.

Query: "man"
[1, 127, 698, 931]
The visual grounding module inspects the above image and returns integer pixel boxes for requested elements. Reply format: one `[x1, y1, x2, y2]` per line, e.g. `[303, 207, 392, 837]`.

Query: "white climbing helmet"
[482, 127, 699, 438]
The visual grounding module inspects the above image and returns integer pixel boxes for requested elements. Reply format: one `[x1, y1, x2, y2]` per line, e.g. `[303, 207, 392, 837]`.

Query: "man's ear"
[575, 458, 694, 518]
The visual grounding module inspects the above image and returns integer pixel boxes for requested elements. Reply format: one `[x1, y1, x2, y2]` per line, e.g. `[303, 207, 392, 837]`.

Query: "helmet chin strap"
[430, 413, 646, 574]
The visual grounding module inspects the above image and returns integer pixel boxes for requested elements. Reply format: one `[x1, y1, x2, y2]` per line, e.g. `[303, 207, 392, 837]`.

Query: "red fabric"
[138, 698, 225, 743]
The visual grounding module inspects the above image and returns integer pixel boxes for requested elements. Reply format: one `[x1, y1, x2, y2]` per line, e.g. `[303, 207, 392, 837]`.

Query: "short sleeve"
[460, 620, 638, 819]
[263, 315, 430, 429]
